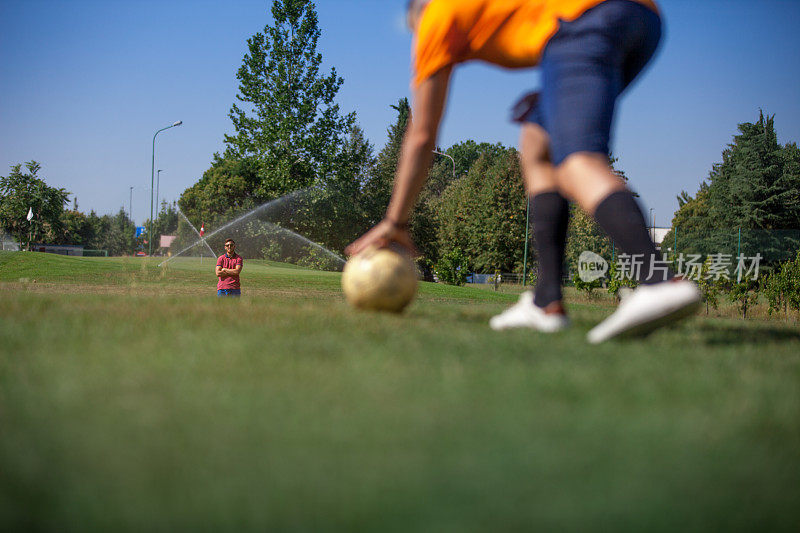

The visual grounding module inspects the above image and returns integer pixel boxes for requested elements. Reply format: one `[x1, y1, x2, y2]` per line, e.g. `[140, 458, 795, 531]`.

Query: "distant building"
[650, 227, 670, 245]
[160, 235, 177, 249]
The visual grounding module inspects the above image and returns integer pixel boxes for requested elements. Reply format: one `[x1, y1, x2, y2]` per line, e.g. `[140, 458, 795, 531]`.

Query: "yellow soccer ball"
[341, 246, 418, 312]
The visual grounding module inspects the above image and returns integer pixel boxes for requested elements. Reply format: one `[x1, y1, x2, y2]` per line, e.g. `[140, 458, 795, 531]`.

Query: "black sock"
[531, 192, 570, 308]
[593, 191, 672, 284]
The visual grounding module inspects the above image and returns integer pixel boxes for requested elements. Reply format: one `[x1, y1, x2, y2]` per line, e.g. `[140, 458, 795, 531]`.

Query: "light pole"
[156, 169, 163, 216]
[129, 186, 134, 222]
[522, 197, 531, 286]
[150, 121, 182, 255]
[432, 150, 455, 179]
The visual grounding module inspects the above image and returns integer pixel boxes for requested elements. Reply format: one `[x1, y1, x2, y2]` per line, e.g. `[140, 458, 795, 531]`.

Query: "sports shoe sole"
[614, 298, 701, 339]
[588, 298, 700, 344]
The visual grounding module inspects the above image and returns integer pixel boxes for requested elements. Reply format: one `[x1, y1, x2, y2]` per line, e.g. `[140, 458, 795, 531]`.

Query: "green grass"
[1, 251, 799, 531]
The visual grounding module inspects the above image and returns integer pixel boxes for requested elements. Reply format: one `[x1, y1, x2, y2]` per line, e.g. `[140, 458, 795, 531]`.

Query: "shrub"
[434, 248, 470, 286]
[697, 256, 723, 315]
[607, 260, 637, 301]
[727, 276, 758, 319]
[572, 271, 602, 297]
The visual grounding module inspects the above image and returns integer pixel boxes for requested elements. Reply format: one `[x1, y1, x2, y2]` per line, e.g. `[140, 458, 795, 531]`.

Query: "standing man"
[216, 239, 243, 297]
[346, 0, 700, 342]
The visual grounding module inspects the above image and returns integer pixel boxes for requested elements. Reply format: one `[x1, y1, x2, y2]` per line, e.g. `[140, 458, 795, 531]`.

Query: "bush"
[572, 271, 602, 297]
[606, 260, 637, 301]
[294, 245, 342, 271]
[762, 250, 800, 319]
[434, 248, 470, 286]
[697, 256, 723, 315]
[727, 276, 758, 319]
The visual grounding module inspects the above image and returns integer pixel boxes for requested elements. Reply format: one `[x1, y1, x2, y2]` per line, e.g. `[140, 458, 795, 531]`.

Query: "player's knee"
[557, 151, 609, 177]
[520, 124, 551, 164]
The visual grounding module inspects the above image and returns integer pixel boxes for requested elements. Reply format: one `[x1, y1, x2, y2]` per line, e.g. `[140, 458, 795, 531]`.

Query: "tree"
[224, 0, 355, 201]
[416, 140, 505, 262]
[727, 276, 758, 319]
[661, 184, 713, 258]
[696, 256, 722, 315]
[147, 200, 180, 254]
[434, 148, 528, 272]
[290, 124, 376, 253]
[179, 155, 261, 228]
[0, 161, 69, 248]
[762, 250, 800, 319]
[434, 247, 470, 286]
[58, 208, 99, 246]
[361, 98, 410, 227]
[96, 209, 137, 256]
[666, 112, 800, 263]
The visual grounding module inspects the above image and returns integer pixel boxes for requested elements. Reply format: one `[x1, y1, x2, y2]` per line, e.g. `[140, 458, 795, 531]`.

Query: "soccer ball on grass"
[341, 246, 418, 312]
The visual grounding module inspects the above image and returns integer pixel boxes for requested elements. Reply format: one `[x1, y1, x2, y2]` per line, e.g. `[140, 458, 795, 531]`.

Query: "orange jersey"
[413, 0, 659, 87]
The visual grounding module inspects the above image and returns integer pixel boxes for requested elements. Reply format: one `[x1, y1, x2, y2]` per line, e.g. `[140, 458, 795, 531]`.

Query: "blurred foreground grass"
[1, 253, 799, 531]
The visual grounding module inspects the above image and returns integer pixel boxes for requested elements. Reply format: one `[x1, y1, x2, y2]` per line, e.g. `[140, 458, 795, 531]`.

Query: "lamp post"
[432, 150, 455, 179]
[150, 121, 182, 255]
[156, 169, 163, 216]
[522, 197, 531, 286]
[129, 186, 134, 222]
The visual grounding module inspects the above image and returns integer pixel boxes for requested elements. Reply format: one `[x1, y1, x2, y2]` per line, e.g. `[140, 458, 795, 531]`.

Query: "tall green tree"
[96, 209, 137, 256]
[417, 140, 505, 262]
[361, 98, 410, 227]
[284, 124, 376, 253]
[179, 155, 260, 227]
[665, 111, 800, 262]
[435, 147, 528, 272]
[707, 112, 793, 228]
[58, 209, 96, 246]
[0, 161, 69, 247]
[224, 0, 355, 200]
[661, 184, 713, 258]
[145, 200, 180, 253]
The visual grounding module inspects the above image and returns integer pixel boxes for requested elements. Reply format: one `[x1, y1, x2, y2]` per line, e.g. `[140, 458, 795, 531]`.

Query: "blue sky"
[1, 0, 799, 229]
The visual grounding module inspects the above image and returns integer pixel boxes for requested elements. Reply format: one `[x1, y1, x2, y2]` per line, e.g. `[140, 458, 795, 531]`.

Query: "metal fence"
[663, 227, 800, 264]
[467, 228, 800, 287]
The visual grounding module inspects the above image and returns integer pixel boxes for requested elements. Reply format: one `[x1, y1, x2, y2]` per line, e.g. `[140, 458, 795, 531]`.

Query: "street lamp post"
[432, 150, 455, 179]
[129, 186, 134, 221]
[156, 169, 163, 216]
[150, 121, 182, 256]
[522, 197, 531, 286]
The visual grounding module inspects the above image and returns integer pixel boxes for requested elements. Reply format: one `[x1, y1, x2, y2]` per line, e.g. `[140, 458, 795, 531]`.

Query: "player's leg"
[490, 123, 569, 332]
[519, 124, 570, 311]
[539, 0, 699, 341]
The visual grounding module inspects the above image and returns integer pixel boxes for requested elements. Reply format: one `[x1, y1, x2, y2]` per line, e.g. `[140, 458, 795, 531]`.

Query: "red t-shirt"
[217, 253, 243, 290]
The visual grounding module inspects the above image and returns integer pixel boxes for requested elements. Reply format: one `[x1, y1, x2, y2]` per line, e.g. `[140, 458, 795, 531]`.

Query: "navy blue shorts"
[518, 0, 662, 165]
[217, 289, 241, 297]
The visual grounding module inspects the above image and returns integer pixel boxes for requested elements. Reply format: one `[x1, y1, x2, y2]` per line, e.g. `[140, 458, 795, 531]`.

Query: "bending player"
[346, 0, 700, 342]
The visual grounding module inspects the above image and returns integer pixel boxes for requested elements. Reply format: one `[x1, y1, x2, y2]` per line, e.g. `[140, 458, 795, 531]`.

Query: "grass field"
[1, 251, 799, 531]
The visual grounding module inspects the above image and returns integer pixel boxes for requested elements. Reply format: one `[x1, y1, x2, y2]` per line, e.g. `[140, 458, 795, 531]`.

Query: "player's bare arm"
[345, 66, 452, 257]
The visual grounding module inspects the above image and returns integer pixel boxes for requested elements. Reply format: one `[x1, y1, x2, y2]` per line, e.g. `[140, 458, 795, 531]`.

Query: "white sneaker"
[587, 279, 701, 344]
[490, 291, 570, 332]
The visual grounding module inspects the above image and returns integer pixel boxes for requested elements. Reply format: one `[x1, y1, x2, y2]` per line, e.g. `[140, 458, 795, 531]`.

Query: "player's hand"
[345, 219, 418, 257]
